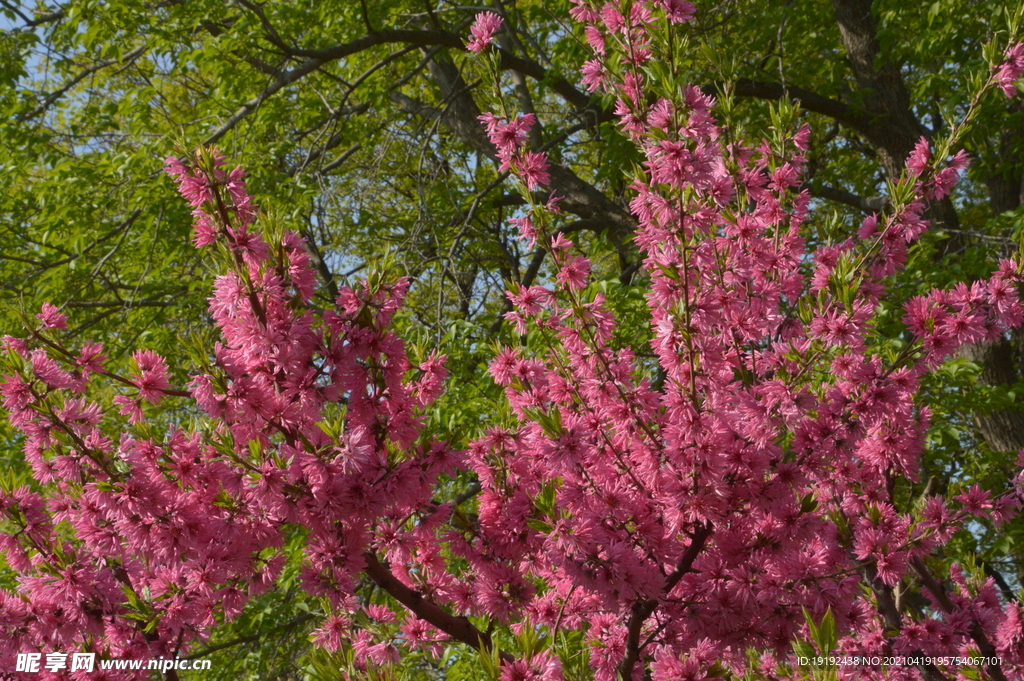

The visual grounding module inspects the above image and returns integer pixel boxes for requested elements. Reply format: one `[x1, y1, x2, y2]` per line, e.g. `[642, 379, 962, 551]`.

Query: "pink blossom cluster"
[457, 2, 1024, 680]
[994, 42, 1024, 98]
[166, 152, 258, 251]
[479, 112, 551, 190]
[0, 151, 460, 678]
[466, 11, 503, 54]
[571, 0, 697, 93]
[1, 4, 1023, 681]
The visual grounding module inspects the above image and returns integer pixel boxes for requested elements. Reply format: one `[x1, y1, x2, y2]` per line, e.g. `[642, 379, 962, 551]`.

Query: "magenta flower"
[556, 255, 591, 291]
[466, 11, 503, 54]
[580, 59, 607, 92]
[906, 136, 931, 176]
[74, 342, 106, 377]
[112, 395, 144, 423]
[479, 112, 536, 153]
[1, 335, 28, 355]
[165, 156, 211, 208]
[657, 0, 696, 23]
[995, 42, 1024, 98]
[510, 215, 538, 248]
[131, 349, 171, 404]
[30, 349, 74, 389]
[311, 614, 350, 652]
[514, 150, 550, 190]
[568, 0, 599, 24]
[36, 302, 67, 330]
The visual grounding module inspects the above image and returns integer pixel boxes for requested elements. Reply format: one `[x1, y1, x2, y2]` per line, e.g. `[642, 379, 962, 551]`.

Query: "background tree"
[1, 0, 1023, 678]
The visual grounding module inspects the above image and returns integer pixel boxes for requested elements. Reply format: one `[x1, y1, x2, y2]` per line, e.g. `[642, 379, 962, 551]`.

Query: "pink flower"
[400, 617, 437, 651]
[510, 215, 539, 248]
[467, 11, 503, 54]
[549, 232, 573, 251]
[954, 484, 992, 518]
[545, 193, 563, 214]
[600, 3, 625, 34]
[311, 614, 350, 652]
[657, 0, 696, 23]
[191, 213, 218, 248]
[75, 343, 106, 377]
[415, 352, 448, 406]
[906, 137, 930, 176]
[165, 157, 211, 208]
[504, 310, 528, 335]
[994, 42, 1024, 98]
[515, 151, 550, 189]
[30, 349, 74, 389]
[508, 285, 553, 316]
[581, 59, 607, 92]
[585, 25, 606, 55]
[1, 335, 28, 356]
[188, 374, 225, 417]
[489, 349, 521, 386]
[481, 113, 536, 154]
[995, 603, 1023, 660]
[37, 303, 67, 330]
[499, 655, 563, 681]
[556, 255, 591, 291]
[7, 6, 1024, 668]
[0, 373, 33, 411]
[113, 395, 144, 424]
[131, 350, 171, 404]
[930, 150, 969, 200]
[568, 0, 599, 24]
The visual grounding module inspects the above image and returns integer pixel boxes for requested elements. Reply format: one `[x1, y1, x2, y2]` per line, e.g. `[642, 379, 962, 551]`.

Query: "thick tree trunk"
[831, 0, 961, 239]
[831, 0, 921, 177]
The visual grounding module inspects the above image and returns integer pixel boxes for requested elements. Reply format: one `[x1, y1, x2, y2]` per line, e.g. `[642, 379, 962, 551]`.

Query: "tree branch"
[859, 561, 951, 681]
[830, 0, 924, 175]
[201, 27, 607, 147]
[487, 218, 615, 336]
[65, 297, 178, 309]
[706, 78, 873, 139]
[362, 552, 514, 664]
[301, 229, 340, 300]
[0, 2, 65, 28]
[395, 59, 637, 243]
[910, 557, 1008, 681]
[809, 183, 887, 213]
[18, 44, 148, 123]
[982, 561, 1020, 604]
[617, 521, 712, 680]
[316, 142, 361, 176]
[829, 0, 962, 241]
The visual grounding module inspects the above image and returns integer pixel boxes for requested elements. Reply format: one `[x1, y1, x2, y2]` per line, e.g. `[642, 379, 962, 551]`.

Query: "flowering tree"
[2, 3, 1024, 681]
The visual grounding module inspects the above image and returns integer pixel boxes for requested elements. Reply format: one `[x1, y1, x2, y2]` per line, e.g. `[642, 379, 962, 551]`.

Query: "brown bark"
[859, 561, 950, 681]
[831, 0, 922, 176]
[984, 99, 1024, 217]
[831, 0, 961, 234]
[363, 552, 515, 663]
[617, 522, 712, 681]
